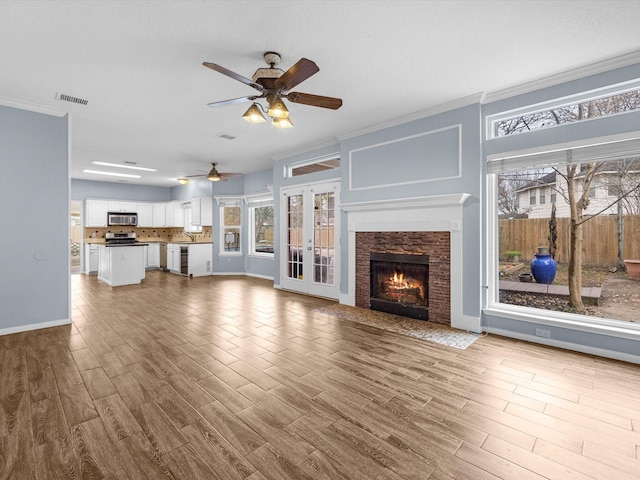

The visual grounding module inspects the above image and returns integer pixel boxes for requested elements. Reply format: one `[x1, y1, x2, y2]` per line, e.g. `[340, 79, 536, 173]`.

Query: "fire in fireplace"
[370, 252, 429, 320]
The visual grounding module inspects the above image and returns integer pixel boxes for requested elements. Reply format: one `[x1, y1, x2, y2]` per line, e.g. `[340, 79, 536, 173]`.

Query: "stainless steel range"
[105, 232, 139, 245]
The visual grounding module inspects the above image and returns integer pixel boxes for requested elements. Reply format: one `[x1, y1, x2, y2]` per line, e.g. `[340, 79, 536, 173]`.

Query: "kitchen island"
[97, 244, 147, 286]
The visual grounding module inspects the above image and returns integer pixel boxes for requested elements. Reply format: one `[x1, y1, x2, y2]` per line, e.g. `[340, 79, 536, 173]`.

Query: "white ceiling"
[2, 1, 640, 187]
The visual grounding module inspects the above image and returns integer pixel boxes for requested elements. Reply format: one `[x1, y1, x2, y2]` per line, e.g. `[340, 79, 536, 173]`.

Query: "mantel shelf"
[340, 193, 471, 213]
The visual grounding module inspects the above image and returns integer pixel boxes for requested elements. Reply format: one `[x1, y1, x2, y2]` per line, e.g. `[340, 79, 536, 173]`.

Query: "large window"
[488, 135, 640, 329]
[249, 199, 274, 256]
[220, 203, 241, 254]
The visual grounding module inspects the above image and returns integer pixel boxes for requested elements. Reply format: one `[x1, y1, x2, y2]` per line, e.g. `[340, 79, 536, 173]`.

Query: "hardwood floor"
[1, 271, 639, 479]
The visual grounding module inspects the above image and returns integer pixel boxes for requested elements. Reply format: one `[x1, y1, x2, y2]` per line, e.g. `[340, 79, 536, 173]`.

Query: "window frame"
[486, 78, 640, 140]
[248, 198, 274, 258]
[485, 132, 640, 340]
[219, 202, 242, 256]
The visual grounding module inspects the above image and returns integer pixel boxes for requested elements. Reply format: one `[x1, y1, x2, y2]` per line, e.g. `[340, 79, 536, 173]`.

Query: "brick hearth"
[355, 231, 451, 325]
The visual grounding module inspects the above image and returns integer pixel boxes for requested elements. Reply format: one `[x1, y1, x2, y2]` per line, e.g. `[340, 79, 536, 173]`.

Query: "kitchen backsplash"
[83, 226, 213, 243]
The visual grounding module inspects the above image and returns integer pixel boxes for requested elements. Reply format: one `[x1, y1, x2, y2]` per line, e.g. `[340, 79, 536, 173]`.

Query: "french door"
[280, 181, 340, 299]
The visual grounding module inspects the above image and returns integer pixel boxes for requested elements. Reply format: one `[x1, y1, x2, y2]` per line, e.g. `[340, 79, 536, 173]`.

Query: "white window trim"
[486, 78, 640, 140]
[219, 201, 242, 256]
[248, 197, 274, 258]
[284, 152, 340, 178]
[484, 131, 640, 341]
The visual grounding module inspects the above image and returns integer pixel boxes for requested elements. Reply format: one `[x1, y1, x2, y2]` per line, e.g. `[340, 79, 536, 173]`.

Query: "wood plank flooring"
[1, 270, 639, 479]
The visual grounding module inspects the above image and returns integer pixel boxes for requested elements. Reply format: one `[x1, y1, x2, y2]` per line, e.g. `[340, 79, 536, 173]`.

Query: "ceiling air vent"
[55, 92, 88, 106]
[217, 134, 236, 140]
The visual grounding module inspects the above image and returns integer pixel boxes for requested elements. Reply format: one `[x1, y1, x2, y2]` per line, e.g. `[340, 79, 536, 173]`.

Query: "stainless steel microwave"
[107, 212, 138, 226]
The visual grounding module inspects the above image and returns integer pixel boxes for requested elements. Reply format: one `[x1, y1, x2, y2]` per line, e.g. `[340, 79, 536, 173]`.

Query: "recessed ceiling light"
[92, 161, 157, 172]
[83, 169, 142, 179]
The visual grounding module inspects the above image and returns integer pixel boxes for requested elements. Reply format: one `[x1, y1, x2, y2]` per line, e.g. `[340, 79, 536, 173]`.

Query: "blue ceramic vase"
[530, 250, 556, 284]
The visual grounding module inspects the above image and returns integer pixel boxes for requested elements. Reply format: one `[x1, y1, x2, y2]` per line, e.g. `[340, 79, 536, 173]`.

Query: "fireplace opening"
[370, 252, 429, 320]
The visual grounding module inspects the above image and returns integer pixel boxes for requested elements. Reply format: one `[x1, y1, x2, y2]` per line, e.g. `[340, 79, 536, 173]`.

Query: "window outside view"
[252, 205, 274, 254]
[222, 205, 241, 252]
[493, 88, 640, 137]
[497, 157, 640, 323]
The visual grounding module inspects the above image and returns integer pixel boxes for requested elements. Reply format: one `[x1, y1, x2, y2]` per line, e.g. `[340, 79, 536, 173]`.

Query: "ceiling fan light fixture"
[267, 96, 289, 119]
[273, 116, 294, 129]
[242, 103, 266, 123]
[207, 172, 222, 181]
[177, 178, 189, 185]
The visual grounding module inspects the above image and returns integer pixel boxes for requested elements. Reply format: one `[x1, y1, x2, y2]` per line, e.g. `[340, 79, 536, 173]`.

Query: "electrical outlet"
[535, 328, 551, 338]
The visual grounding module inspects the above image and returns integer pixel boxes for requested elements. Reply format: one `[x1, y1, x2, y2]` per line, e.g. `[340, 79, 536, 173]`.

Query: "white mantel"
[341, 193, 481, 333]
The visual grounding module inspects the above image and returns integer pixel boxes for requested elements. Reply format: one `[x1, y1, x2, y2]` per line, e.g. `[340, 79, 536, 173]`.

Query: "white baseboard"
[484, 326, 640, 365]
[245, 273, 274, 281]
[0, 318, 72, 337]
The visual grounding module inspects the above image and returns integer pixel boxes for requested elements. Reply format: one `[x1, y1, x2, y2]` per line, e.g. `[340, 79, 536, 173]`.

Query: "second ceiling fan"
[185, 163, 243, 182]
[203, 52, 342, 128]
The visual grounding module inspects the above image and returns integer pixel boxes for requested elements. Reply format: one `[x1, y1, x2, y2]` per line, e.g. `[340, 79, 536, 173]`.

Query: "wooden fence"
[499, 215, 640, 266]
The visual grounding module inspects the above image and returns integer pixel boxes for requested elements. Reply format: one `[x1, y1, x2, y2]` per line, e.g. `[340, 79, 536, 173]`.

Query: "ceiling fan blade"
[206, 96, 259, 108]
[286, 92, 343, 110]
[275, 58, 319, 91]
[203, 62, 265, 92]
[185, 174, 205, 178]
[220, 173, 243, 178]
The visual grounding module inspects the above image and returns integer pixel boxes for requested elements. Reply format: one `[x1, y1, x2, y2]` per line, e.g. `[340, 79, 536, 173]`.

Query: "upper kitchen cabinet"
[191, 196, 213, 226]
[172, 202, 185, 228]
[85, 199, 109, 227]
[108, 200, 137, 212]
[137, 203, 153, 227]
[152, 203, 166, 227]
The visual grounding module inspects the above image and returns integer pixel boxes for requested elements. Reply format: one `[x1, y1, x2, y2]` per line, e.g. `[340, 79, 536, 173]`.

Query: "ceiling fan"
[180, 163, 243, 183]
[203, 52, 342, 128]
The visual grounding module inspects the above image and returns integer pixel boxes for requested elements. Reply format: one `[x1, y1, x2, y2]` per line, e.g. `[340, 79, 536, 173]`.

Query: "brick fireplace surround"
[355, 231, 451, 325]
[341, 193, 480, 333]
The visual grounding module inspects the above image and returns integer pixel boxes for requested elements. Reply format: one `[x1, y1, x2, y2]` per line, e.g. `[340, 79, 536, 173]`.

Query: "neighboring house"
[516, 160, 640, 218]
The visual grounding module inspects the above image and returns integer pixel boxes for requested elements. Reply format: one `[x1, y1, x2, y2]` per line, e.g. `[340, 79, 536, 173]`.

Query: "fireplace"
[370, 252, 429, 320]
[343, 193, 478, 332]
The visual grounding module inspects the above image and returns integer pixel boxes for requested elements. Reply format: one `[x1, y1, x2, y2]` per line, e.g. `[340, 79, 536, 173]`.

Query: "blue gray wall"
[72, 178, 172, 202]
[340, 104, 482, 319]
[1, 106, 70, 332]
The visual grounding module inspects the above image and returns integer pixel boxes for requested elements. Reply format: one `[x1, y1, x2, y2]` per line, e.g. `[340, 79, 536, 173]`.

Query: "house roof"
[1, 1, 640, 187]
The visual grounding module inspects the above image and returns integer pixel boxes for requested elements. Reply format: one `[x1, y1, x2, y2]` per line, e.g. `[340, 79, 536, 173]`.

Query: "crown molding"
[337, 93, 484, 142]
[270, 139, 340, 162]
[0, 95, 68, 117]
[483, 50, 640, 104]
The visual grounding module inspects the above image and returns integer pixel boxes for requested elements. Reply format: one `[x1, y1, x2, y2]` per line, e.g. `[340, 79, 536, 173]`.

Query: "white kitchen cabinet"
[167, 243, 181, 273]
[191, 197, 213, 226]
[152, 203, 166, 227]
[173, 203, 185, 228]
[97, 245, 146, 286]
[107, 200, 137, 212]
[137, 203, 153, 227]
[188, 243, 213, 277]
[85, 200, 109, 227]
[84, 244, 99, 274]
[146, 243, 160, 269]
[165, 203, 175, 227]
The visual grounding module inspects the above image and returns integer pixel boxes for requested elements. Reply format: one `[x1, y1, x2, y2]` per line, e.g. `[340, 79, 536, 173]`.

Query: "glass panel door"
[280, 182, 340, 299]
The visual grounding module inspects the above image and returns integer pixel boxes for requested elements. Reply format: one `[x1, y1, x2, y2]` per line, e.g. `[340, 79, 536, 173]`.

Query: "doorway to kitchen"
[280, 181, 340, 299]
[70, 201, 82, 274]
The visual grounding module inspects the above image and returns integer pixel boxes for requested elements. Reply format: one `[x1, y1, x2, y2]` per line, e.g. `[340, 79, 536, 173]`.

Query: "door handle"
[307, 246, 312, 250]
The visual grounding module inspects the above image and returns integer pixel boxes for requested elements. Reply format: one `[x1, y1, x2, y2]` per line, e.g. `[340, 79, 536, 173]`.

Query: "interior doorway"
[70, 201, 82, 274]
